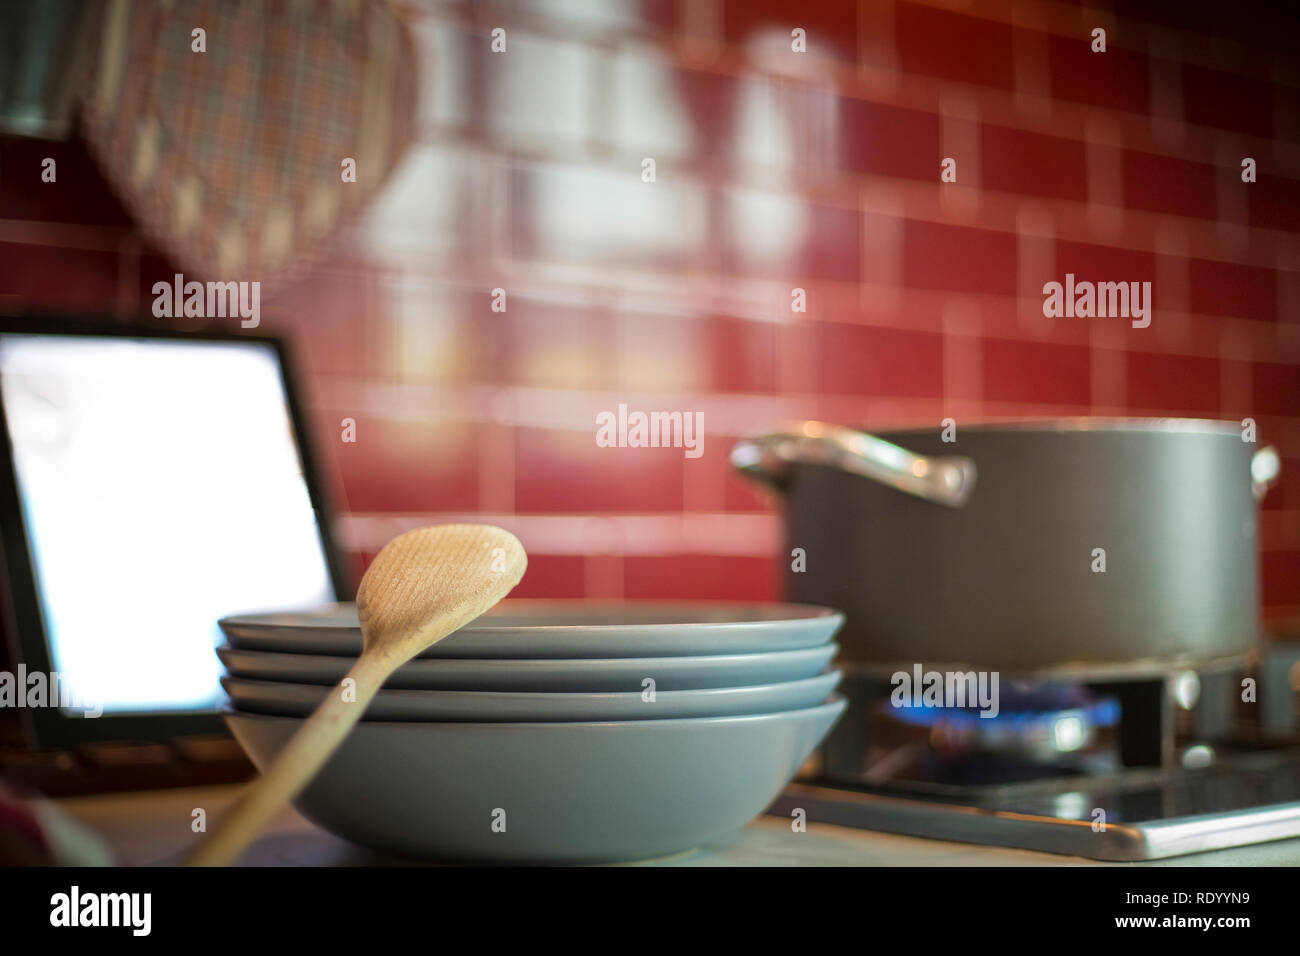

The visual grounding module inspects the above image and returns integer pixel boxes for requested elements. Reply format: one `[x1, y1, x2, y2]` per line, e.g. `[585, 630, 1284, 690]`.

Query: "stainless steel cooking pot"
[732, 420, 1281, 672]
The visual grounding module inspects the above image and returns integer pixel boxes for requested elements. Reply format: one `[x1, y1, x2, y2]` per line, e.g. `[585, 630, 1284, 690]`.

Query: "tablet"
[0, 315, 348, 747]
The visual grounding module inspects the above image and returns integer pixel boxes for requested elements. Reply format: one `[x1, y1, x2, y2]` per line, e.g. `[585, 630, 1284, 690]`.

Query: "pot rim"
[873, 416, 1246, 436]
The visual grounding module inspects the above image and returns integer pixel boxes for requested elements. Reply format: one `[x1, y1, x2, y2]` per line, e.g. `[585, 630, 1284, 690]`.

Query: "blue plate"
[220, 600, 844, 659]
[221, 669, 842, 721]
[217, 642, 840, 691]
[226, 696, 847, 863]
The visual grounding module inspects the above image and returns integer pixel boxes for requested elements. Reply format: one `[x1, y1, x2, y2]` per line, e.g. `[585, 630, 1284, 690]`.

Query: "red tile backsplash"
[982, 125, 1090, 203]
[1047, 35, 1151, 116]
[904, 220, 1018, 296]
[1126, 351, 1221, 415]
[1183, 65, 1276, 140]
[507, 554, 587, 599]
[896, 4, 1016, 91]
[982, 338, 1092, 408]
[1250, 173, 1300, 232]
[705, 315, 778, 393]
[1122, 150, 1218, 221]
[623, 555, 776, 601]
[2, 0, 1298, 621]
[1263, 551, 1300, 611]
[513, 427, 687, 515]
[1188, 256, 1280, 323]
[0, 240, 119, 310]
[1254, 362, 1300, 417]
[722, 0, 859, 67]
[816, 322, 944, 398]
[332, 419, 481, 514]
[838, 99, 942, 182]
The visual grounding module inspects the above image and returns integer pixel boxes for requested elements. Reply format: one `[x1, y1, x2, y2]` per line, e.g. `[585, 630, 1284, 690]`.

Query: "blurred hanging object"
[0, 0, 102, 139]
[78, 0, 419, 290]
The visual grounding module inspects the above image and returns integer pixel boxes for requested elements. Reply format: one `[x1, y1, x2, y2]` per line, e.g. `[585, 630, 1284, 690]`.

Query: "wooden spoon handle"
[186, 653, 392, 866]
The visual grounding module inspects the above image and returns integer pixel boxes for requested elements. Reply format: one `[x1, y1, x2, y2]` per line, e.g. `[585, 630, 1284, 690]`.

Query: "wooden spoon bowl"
[187, 523, 526, 866]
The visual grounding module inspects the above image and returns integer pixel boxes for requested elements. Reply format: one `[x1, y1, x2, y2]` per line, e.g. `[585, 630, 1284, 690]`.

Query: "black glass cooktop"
[773, 747, 1300, 860]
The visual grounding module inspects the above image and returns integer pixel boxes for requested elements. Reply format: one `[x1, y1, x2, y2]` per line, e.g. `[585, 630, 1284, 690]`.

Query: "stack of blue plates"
[217, 601, 846, 863]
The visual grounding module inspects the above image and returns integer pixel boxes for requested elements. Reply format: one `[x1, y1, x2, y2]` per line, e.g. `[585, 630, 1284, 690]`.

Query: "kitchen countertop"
[53, 784, 1300, 866]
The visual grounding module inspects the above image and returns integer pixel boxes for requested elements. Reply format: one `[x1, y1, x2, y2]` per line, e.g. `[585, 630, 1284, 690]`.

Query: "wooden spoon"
[187, 523, 527, 866]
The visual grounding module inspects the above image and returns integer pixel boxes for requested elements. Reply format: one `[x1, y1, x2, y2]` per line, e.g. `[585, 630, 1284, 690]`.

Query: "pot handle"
[730, 421, 977, 508]
[1252, 445, 1281, 501]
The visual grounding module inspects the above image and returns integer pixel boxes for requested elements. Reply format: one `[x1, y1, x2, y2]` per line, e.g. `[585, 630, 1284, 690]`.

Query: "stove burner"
[788, 662, 1300, 860]
[869, 680, 1122, 775]
[884, 682, 1121, 760]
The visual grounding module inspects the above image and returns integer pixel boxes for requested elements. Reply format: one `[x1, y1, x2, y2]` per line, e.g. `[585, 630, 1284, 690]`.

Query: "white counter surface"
[54, 784, 1300, 866]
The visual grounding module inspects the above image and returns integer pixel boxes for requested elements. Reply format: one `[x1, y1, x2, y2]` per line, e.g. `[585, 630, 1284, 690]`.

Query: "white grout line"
[337, 509, 1300, 555]
[337, 511, 781, 556]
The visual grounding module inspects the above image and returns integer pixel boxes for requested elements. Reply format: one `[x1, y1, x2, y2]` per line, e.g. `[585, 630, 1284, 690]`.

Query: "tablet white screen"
[0, 333, 336, 715]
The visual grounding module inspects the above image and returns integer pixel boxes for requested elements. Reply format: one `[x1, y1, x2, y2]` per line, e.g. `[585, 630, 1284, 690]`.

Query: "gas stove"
[771, 646, 1300, 861]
